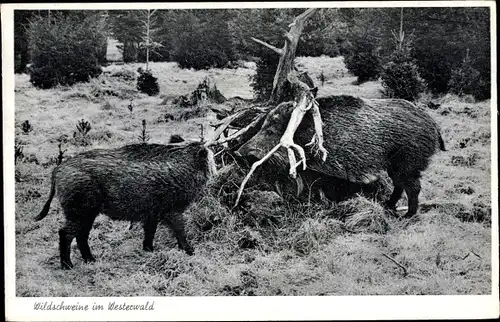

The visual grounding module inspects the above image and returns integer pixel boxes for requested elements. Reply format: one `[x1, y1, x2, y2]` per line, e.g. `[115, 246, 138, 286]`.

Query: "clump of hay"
[207, 163, 273, 208]
[144, 250, 194, 279]
[239, 190, 286, 227]
[328, 196, 390, 234]
[289, 218, 344, 255]
[237, 228, 262, 250]
[185, 189, 230, 236]
[344, 210, 389, 234]
[344, 197, 389, 234]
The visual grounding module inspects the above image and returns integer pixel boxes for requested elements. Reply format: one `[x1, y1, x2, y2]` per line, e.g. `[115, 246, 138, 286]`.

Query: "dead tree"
[251, 8, 317, 105]
[205, 8, 328, 205]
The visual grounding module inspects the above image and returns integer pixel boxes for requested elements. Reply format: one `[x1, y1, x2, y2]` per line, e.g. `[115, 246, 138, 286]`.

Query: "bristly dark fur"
[237, 95, 446, 218]
[35, 141, 215, 269]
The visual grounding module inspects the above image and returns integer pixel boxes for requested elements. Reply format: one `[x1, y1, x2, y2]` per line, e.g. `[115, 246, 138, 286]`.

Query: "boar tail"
[438, 132, 447, 151]
[34, 174, 56, 221]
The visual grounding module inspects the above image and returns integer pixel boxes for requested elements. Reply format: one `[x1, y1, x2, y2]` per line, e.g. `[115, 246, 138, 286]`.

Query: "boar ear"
[310, 87, 318, 97]
[169, 134, 184, 143]
[198, 146, 209, 159]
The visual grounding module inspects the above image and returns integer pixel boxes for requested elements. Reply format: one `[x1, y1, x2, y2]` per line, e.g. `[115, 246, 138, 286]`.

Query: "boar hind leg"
[403, 175, 421, 218]
[385, 172, 404, 216]
[76, 211, 98, 263]
[167, 213, 194, 255]
[59, 219, 80, 269]
[142, 216, 158, 252]
[60, 209, 98, 269]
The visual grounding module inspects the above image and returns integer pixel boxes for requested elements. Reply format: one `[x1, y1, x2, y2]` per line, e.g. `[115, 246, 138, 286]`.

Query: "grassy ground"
[14, 57, 492, 296]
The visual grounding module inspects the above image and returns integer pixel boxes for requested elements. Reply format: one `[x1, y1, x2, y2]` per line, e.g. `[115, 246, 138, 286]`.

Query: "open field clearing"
[14, 56, 492, 296]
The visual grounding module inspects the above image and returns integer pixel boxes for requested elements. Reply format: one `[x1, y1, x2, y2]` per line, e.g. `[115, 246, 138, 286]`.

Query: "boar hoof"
[83, 256, 96, 263]
[185, 247, 194, 256]
[143, 245, 154, 252]
[402, 212, 417, 219]
[61, 260, 74, 270]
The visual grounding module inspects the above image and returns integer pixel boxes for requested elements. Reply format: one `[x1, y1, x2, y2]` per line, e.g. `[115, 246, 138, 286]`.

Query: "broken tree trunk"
[251, 8, 318, 105]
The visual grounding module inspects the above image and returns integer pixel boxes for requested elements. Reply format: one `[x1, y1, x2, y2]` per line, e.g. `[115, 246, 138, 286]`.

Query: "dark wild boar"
[35, 140, 217, 269]
[236, 95, 446, 218]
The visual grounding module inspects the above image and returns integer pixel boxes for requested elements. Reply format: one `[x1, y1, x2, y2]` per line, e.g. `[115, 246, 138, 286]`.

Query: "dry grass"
[14, 57, 492, 296]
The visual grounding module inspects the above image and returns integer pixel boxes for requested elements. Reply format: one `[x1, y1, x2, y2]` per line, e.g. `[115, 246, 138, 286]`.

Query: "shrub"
[190, 78, 226, 105]
[318, 71, 326, 86]
[448, 49, 480, 98]
[137, 69, 159, 96]
[172, 10, 237, 70]
[250, 53, 279, 102]
[380, 30, 426, 101]
[21, 120, 33, 134]
[344, 36, 381, 83]
[27, 12, 106, 89]
[73, 119, 92, 146]
[381, 61, 426, 101]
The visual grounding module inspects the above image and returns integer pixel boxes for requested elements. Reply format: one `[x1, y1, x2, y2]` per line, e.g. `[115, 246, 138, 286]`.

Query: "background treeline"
[14, 7, 490, 100]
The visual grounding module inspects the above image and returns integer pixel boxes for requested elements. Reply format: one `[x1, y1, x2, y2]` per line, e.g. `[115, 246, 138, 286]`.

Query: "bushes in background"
[448, 49, 480, 98]
[27, 12, 106, 89]
[171, 10, 237, 70]
[137, 68, 160, 96]
[407, 7, 490, 100]
[344, 36, 381, 83]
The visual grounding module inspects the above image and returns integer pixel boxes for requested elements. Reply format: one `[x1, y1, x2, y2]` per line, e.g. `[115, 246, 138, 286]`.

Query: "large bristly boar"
[35, 140, 217, 269]
[236, 95, 446, 218]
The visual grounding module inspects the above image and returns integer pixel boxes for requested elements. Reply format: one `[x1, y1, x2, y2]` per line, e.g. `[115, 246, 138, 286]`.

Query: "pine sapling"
[138, 119, 150, 143]
[74, 119, 92, 146]
[15, 143, 25, 165]
[128, 100, 135, 119]
[76, 119, 92, 136]
[318, 71, 326, 86]
[21, 120, 33, 134]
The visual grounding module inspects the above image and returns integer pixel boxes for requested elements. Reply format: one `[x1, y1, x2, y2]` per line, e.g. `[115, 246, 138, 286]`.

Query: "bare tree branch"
[209, 113, 266, 146]
[288, 8, 318, 28]
[209, 109, 248, 142]
[234, 144, 282, 208]
[251, 37, 284, 55]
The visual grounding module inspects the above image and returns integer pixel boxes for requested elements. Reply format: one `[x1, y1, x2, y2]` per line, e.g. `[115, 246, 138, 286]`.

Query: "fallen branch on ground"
[382, 253, 408, 277]
[463, 250, 482, 260]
